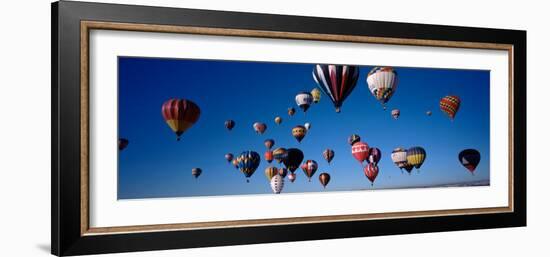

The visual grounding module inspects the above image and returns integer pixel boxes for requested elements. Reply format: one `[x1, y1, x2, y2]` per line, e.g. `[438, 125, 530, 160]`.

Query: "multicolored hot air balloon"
[440, 95, 461, 120]
[319, 173, 331, 188]
[288, 173, 296, 183]
[225, 119, 235, 131]
[323, 149, 335, 165]
[304, 122, 311, 131]
[391, 147, 408, 170]
[312, 64, 360, 113]
[236, 151, 261, 182]
[273, 147, 288, 164]
[278, 167, 288, 178]
[270, 174, 284, 194]
[161, 99, 201, 141]
[351, 142, 370, 164]
[295, 92, 313, 113]
[264, 139, 275, 150]
[311, 88, 321, 103]
[225, 153, 234, 163]
[288, 107, 296, 116]
[391, 109, 400, 120]
[367, 147, 382, 165]
[253, 122, 267, 134]
[301, 160, 318, 182]
[366, 67, 398, 110]
[348, 134, 361, 146]
[265, 166, 279, 181]
[283, 148, 304, 173]
[118, 138, 129, 151]
[406, 147, 426, 169]
[364, 163, 379, 185]
[292, 125, 307, 143]
[275, 116, 282, 125]
[458, 149, 481, 174]
[264, 150, 274, 163]
[191, 168, 202, 179]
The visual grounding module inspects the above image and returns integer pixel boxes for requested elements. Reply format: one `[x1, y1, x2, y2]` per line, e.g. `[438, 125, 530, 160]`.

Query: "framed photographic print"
[51, 1, 526, 256]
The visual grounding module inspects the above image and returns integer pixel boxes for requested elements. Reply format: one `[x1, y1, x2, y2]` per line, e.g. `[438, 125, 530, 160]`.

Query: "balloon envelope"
[292, 125, 307, 143]
[283, 148, 304, 172]
[118, 138, 129, 151]
[311, 88, 321, 103]
[301, 160, 318, 182]
[319, 172, 331, 188]
[295, 92, 313, 113]
[323, 149, 335, 164]
[191, 168, 202, 179]
[366, 67, 398, 109]
[458, 149, 481, 173]
[351, 142, 370, 163]
[312, 64, 360, 113]
[253, 122, 267, 134]
[270, 174, 284, 194]
[440, 95, 461, 120]
[348, 134, 361, 146]
[161, 99, 201, 141]
[406, 147, 426, 169]
[363, 163, 379, 185]
[236, 151, 261, 182]
[225, 120, 235, 130]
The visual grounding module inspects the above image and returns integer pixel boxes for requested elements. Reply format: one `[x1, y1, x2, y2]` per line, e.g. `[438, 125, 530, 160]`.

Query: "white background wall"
[0, 0, 546, 256]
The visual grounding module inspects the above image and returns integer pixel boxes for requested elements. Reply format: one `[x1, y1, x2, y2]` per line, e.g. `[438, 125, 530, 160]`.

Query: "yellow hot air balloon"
[406, 147, 426, 169]
[265, 166, 279, 181]
[292, 125, 307, 143]
[311, 88, 321, 103]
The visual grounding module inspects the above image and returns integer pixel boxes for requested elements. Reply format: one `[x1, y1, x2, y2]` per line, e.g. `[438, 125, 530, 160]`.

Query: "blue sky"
[118, 57, 490, 199]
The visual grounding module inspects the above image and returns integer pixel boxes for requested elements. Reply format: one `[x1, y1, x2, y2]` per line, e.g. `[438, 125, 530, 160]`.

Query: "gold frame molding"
[80, 20, 514, 236]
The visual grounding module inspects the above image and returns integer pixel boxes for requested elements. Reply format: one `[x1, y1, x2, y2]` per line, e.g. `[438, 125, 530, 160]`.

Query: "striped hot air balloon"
[301, 160, 318, 182]
[312, 64, 360, 113]
[351, 142, 370, 164]
[458, 149, 481, 173]
[236, 151, 261, 182]
[364, 163, 379, 185]
[323, 149, 335, 164]
[292, 125, 307, 143]
[191, 168, 202, 179]
[295, 92, 313, 113]
[270, 174, 285, 194]
[273, 148, 288, 164]
[319, 173, 331, 188]
[440, 95, 461, 120]
[264, 150, 273, 163]
[366, 67, 398, 109]
[403, 162, 414, 174]
[391, 109, 400, 119]
[391, 147, 408, 170]
[265, 166, 279, 181]
[161, 99, 201, 141]
[406, 147, 426, 169]
[311, 88, 321, 103]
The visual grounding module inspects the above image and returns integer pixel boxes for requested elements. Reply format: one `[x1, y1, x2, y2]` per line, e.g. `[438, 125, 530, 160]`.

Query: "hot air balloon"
[191, 168, 202, 179]
[304, 122, 311, 131]
[236, 151, 261, 182]
[292, 125, 307, 143]
[366, 67, 398, 109]
[288, 107, 296, 116]
[312, 64, 360, 113]
[118, 138, 129, 151]
[273, 147, 288, 164]
[319, 173, 331, 188]
[278, 167, 288, 178]
[225, 153, 234, 163]
[403, 163, 414, 174]
[440, 95, 461, 120]
[367, 147, 382, 165]
[406, 147, 426, 169]
[264, 151, 274, 163]
[274, 116, 282, 125]
[225, 119, 235, 131]
[323, 149, 335, 165]
[348, 134, 361, 146]
[231, 159, 239, 169]
[426, 110, 432, 116]
[301, 160, 318, 182]
[295, 92, 313, 113]
[283, 148, 304, 173]
[253, 122, 267, 134]
[264, 139, 275, 150]
[288, 173, 297, 183]
[459, 149, 480, 173]
[265, 166, 279, 181]
[391, 147, 408, 170]
[161, 99, 201, 141]
[391, 109, 400, 120]
[311, 88, 321, 103]
[364, 163, 379, 185]
[270, 174, 285, 194]
[351, 142, 370, 164]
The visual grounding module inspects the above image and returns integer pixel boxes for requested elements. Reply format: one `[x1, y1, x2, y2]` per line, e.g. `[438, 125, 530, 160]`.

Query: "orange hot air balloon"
[161, 99, 201, 141]
[319, 173, 331, 188]
[264, 150, 274, 163]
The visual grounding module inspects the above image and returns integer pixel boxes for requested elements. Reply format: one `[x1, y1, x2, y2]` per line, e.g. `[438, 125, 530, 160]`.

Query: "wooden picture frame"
[52, 1, 526, 256]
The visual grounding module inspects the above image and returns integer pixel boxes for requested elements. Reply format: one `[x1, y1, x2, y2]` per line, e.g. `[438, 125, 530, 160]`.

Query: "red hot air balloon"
[225, 153, 234, 163]
[301, 160, 318, 182]
[351, 142, 370, 164]
[288, 173, 297, 183]
[161, 99, 201, 141]
[319, 173, 331, 188]
[364, 163, 379, 185]
[440, 95, 461, 120]
[264, 150, 274, 163]
[253, 122, 267, 134]
[367, 147, 382, 165]
[118, 138, 129, 151]
[225, 120, 235, 131]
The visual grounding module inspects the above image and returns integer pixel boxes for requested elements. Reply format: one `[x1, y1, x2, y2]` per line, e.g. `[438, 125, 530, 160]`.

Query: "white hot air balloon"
[391, 147, 408, 170]
[366, 67, 398, 110]
[270, 174, 284, 194]
[304, 122, 311, 131]
[295, 92, 313, 113]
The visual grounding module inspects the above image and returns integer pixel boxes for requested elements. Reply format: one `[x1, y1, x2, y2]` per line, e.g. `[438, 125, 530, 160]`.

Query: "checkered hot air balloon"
[366, 67, 398, 110]
[161, 99, 201, 141]
[440, 95, 461, 120]
[312, 64, 360, 113]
